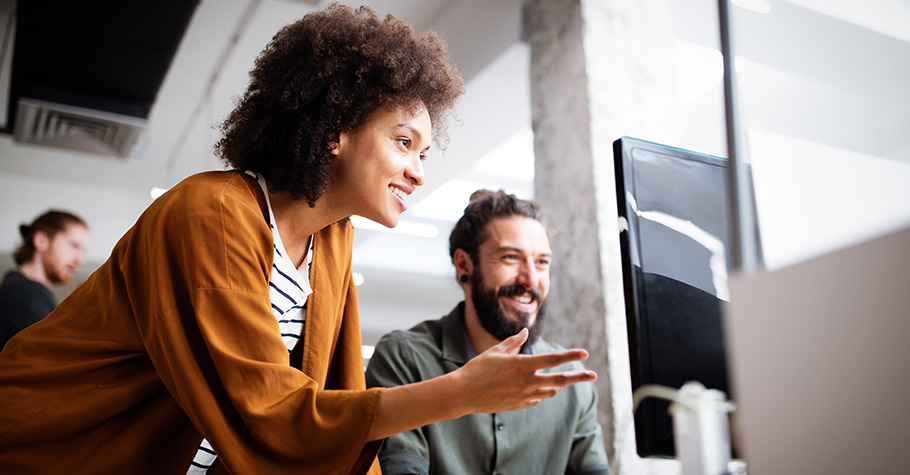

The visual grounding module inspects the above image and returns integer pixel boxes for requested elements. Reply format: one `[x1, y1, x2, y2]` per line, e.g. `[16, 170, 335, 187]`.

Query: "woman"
[0, 5, 595, 474]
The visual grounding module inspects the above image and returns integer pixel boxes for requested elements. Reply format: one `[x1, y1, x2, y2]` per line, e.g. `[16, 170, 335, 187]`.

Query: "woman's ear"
[330, 131, 349, 156]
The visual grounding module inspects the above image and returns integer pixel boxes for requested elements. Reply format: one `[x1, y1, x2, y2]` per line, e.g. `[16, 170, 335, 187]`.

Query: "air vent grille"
[13, 98, 147, 158]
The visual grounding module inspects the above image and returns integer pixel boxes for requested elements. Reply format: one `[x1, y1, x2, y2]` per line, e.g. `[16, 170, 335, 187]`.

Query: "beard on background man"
[470, 271, 547, 349]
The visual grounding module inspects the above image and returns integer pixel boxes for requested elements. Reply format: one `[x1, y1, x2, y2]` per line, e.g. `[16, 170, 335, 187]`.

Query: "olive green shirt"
[365, 303, 610, 475]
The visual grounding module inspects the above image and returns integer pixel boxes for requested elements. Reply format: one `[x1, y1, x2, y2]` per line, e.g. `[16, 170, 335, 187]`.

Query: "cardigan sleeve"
[128, 172, 383, 474]
[366, 333, 432, 475]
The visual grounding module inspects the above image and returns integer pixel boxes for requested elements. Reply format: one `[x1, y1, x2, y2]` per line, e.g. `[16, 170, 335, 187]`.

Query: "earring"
[459, 274, 469, 283]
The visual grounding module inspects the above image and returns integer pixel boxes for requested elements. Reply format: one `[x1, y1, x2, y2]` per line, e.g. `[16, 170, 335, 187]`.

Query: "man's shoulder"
[374, 317, 445, 355]
[366, 316, 452, 388]
[0, 271, 27, 288]
[0, 271, 56, 319]
[0, 271, 49, 297]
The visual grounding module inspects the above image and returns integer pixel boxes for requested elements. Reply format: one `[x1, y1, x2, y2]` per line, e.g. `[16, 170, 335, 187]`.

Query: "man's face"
[41, 224, 89, 285]
[469, 216, 551, 343]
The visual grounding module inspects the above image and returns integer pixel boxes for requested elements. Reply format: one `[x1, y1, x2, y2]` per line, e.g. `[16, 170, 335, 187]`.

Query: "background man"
[366, 190, 610, 475]
[0, 210, 89, 350]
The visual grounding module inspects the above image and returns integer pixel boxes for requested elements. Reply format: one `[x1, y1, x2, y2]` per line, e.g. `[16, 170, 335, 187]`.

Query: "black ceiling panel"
[7, 0, 200, 130]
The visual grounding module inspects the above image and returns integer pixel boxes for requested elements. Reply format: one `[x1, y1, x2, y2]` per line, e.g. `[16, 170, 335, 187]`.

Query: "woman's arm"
[367, 328, 596, 441]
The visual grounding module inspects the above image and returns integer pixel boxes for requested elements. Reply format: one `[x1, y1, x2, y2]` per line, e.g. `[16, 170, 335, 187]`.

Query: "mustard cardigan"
[0, 171, 384, 474]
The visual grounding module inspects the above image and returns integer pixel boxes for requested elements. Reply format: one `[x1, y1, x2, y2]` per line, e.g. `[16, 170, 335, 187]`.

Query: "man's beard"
[43, 257, 70, 285]
[470, 271, 546, 348]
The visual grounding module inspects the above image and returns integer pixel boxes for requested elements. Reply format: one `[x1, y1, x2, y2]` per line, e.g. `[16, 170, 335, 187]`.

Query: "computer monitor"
[613, 136, 760, 458]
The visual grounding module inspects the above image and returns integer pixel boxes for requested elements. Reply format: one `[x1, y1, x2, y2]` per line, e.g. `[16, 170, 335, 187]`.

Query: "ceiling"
[1, 0, 908, 345]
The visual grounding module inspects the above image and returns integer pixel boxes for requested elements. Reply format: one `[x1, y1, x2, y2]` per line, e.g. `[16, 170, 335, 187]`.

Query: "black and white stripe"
[268, 226, 312, 351]
[186, 439, 216, 474]
[187, 171, 313, 473]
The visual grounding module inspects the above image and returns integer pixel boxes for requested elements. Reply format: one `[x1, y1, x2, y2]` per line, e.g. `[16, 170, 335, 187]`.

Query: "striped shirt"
[187, 171, 313, 474]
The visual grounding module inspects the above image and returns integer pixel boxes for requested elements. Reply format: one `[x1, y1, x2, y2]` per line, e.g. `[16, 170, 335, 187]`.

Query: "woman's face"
[330, 103, 432, 228]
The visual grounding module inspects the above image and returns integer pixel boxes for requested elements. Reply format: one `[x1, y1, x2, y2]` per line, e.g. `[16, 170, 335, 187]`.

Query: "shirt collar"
[440, 303, 470, 365]
[441, 301, 531, 364]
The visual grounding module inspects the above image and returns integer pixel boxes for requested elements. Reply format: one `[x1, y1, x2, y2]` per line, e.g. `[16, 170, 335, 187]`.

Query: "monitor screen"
[613, 136, 760, 458]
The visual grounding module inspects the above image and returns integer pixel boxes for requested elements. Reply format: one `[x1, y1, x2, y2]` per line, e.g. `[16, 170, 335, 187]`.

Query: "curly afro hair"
[216, 3, 464, 206]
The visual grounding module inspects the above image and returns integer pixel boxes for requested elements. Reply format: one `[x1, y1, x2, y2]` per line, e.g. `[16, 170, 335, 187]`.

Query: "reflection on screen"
[615, 137, 760, 458]
[631, 148, 731, 300]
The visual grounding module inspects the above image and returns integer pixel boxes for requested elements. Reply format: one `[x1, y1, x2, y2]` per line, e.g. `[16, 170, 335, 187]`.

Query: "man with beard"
[366, 190, 609, 475]
[0, 210, 89, 350]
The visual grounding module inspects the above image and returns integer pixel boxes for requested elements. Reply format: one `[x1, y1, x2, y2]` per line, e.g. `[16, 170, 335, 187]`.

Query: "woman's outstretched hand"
[368, 328, 597, 441]
[448, 328, 597, 415]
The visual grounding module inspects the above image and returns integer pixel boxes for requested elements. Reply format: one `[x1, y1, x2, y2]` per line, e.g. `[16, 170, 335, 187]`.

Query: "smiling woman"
[327, 103, 431, 228]
[0, 4, 595, 475]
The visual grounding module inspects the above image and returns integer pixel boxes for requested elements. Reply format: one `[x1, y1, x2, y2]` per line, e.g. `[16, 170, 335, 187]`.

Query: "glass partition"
[725, 0, 910, 270]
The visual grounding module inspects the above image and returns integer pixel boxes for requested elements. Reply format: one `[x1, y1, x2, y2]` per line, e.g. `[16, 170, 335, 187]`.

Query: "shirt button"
[496, 422, 505, 431]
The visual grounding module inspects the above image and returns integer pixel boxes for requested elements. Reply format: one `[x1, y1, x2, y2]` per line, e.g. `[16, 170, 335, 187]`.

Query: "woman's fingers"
[491, 328, 529, 355]
[518, 370, 598, 400]
[457, 337, 598, 415]
[534, 369, 598, 387]
[523, 349, 590, 370]
[514, 371, 598, 409]
[496, 370, 598, 412]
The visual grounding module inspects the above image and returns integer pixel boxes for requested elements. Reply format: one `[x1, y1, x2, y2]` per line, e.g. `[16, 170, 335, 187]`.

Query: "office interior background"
[1, 0, 908, 473]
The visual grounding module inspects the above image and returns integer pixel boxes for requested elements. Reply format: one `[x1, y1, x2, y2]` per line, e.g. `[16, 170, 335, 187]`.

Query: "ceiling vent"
[13, 98, 146, 158]
[5, 0, 200, 156]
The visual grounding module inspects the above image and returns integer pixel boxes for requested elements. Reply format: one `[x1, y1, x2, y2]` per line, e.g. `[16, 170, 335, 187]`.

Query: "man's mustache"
[498, 284, 543, 302]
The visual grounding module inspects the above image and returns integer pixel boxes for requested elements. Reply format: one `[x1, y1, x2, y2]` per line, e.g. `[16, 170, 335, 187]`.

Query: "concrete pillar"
[523, 0, 684, 473]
